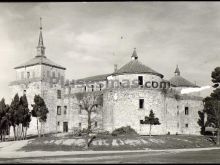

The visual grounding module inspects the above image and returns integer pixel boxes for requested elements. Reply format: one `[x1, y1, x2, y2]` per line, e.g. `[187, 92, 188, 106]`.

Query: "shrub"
[111, 126, 137, 136]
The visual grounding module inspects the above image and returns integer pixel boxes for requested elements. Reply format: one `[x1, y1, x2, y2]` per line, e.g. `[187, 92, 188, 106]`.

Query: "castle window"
[27, 72, 30, 79]
[177, 110, 179, 116]
[185, 106, 189, 115]
[138, 76, 143, 86]
[57, 121, 60, 126]
[99, 84, 102, 91]
[185, 123, 188, 128]
[57, 90, 61, 99]
[139, 99, 144, 109]
[79, 123, 81, 127]
[95, 121, 98, 127]
[64, 106, 67, 115]
[57, 106, 61, 115]
[84, 86, 87, 92]
[91, 85, 94, 92]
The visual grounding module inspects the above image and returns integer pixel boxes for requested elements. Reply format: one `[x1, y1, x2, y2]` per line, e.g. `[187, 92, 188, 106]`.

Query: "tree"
[9, 93, 20, 140]
[198, 110, 205, 135]
[75, 91, 103, 133]
[31, 95, 49, 137]
[18, 94, 31, 139]
[0, 98, 10, 141]
[203, 67, 220, 145]
[211, 67, 220, 88]
[203, 96, 220, 145]
[75, 91, 103, 148]
[140, 110, 160, 137]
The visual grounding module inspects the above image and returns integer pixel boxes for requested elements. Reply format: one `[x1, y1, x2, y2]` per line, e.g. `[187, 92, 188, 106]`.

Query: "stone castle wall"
[102, 87, 203, 135]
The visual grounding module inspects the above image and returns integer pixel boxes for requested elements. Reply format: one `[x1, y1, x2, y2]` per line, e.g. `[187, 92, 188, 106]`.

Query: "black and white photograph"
[0, 1, 220, 163]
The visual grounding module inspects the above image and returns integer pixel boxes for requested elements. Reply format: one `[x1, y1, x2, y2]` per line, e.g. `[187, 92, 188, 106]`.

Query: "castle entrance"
[63, 122, 68, 132]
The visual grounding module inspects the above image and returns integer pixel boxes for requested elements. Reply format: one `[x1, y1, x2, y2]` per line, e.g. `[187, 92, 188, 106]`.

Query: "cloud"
[1, 2, 220, 102]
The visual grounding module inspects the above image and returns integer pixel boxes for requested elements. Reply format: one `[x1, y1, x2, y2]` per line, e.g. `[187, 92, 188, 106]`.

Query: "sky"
[0, 2, 219, 103]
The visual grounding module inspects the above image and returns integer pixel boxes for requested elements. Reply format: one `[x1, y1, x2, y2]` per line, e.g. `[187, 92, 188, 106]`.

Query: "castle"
[9, 21, 204, 136]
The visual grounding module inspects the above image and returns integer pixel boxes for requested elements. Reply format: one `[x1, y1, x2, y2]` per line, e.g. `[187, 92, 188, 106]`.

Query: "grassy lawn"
[18, 134, 217, 152]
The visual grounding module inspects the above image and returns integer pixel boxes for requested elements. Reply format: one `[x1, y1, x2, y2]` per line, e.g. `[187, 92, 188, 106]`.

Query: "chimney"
[114, 64, 118, 72]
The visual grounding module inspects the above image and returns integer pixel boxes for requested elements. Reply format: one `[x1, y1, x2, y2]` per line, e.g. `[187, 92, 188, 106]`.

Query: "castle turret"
[131, 48, 138, 60]
[169, 65, 198, 88]
[174, 65, 180, 76]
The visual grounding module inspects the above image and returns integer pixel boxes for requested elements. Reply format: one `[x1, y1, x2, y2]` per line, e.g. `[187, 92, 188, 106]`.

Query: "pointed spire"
[36, 17, 46, 57]
[174, 65, 180, 76]
[131, 48, 138, 60]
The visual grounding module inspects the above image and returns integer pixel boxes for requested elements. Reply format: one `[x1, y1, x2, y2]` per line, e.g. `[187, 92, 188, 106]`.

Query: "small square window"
[99, 84, 102, 91]
[185, 107, 189, 115]
[57, 90, 61, 99]
[57, 106, 61, 115]
[27, 72, 30, 79]
[139, 99, 144, 109]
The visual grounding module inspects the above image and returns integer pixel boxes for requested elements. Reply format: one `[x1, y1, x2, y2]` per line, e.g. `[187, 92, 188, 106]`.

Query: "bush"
[111, 126, 137, 136]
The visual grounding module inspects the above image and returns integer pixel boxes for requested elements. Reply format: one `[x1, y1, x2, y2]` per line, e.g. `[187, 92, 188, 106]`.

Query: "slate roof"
[14, 56, 66, 70]
[113, 59, 164, 78]
[169, 75, 199, 88]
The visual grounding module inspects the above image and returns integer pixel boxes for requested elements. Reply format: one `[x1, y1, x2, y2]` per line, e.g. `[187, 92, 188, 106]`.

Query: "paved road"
[0, 148, 220, 163]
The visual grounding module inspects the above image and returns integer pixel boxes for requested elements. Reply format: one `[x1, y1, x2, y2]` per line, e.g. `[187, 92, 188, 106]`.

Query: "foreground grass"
[19, 134, 217, 152]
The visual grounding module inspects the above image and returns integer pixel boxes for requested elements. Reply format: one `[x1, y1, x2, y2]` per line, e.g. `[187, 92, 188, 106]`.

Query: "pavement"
[0, 146, 219, 159]
[0, 147, 220, 163]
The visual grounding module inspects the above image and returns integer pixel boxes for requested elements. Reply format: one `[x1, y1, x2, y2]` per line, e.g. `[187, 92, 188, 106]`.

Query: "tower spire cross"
[40, 17, 42, 30]
[36, 17, 46, 57]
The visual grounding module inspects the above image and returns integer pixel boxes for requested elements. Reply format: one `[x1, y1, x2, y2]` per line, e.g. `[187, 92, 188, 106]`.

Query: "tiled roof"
[169, 75, 199, 88]
[14, 56, 66, 70]
[75, 73, 111, 83]
[113, 60, 164, 78]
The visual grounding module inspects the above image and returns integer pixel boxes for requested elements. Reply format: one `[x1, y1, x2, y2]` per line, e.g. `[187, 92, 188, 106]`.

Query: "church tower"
[9, 18, 67, 135]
